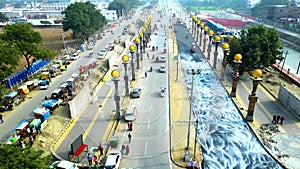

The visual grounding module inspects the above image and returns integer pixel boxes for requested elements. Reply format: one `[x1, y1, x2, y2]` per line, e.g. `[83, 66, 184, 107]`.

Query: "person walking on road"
[0, 114, 3, 124]
[87, 153, 92, 166]
[272, 115, 276, 124]
[126, 145, 130, 155]
[93, 155, 98, 165]
[99, 144, 104, 156]
[128, 133, 132, 143]
[276, 115, 281, 124]
[145, 72, 147, 78]
[280, 116, 285, 125]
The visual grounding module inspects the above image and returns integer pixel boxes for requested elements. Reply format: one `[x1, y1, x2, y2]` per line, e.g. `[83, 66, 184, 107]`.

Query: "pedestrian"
[0, 114, 3, 124]
[147, 53, 149, 59]
[145, 72, 147, 78]
[99, 144, 104, 156]
[93, 155, 98, 165]
[152, 55, 155, 59]
[272, 115, 276, 124]
[128, 133, 132, 143]
[29, 136, 34, 147]
[87, 153, 92, 165]
[125, 145, 130, 155]
[276, 115, 281, 124]
[280, 116, 285, 125]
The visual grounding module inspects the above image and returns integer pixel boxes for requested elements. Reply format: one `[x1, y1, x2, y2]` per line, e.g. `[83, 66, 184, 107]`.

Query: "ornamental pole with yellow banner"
[111, 69, 121, 120]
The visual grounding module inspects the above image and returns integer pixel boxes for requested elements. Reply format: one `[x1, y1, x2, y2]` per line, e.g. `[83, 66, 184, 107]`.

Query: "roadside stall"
[33, 107, 50, 122]
[5, 91, 19, 105]
[29, 118, 42, 133]
[25, 81, 35, 91]
[40, 72, 50, 80]
[18, 85, 30, 96]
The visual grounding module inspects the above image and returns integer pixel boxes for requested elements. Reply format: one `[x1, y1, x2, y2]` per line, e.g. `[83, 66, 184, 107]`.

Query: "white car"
[97, 52, 106, 60]
[160, 56, 167, 63]
[124, 105, 137, 121]
[159, 65, 166, 73]
[70, 52, 80, 60]
[49, 160, 78, 169]
[104, 151, 122, 169]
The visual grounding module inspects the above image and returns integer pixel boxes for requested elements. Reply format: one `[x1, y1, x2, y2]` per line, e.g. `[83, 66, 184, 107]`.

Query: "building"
[263, 0, 300, 20]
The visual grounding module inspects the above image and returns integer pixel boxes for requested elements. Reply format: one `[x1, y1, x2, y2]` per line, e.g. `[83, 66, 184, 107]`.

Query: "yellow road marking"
[82, 88, 113, 141]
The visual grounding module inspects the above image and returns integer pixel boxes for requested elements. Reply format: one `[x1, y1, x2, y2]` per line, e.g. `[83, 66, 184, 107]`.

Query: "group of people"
[272, 114, 285, 125]
[86, 144, 105, 168]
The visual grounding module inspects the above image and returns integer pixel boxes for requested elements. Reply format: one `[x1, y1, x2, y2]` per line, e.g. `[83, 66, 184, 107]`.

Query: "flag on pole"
[173, 55, 178, 61]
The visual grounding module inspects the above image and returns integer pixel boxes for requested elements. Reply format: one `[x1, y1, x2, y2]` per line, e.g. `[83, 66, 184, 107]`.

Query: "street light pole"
[139, 32, 143, 58]
[202, 26, 208, 53]
[246, 69, 263, 122]
[213, 35, 221, 70]
[134, 37, 140, 69]
[111, 69, 121, 120]
[199, 23, 204, 47]
[186, 69, 201, 150]
[230, 54, 242, 97]
[122, 55, 130, 96]
[221, 43, 230, 80]
[207, 30, 214, 60]
[129, 45, 136, 81]
[280, 50, 289, 74]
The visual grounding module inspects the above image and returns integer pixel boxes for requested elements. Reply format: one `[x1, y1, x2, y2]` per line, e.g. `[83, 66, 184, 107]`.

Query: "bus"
[206, 19, 225, 33]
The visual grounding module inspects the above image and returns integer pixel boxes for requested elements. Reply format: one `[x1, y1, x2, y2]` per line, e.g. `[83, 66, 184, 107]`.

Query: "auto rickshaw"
[40, 72, 50, 80]
[18, 85, 30, 96]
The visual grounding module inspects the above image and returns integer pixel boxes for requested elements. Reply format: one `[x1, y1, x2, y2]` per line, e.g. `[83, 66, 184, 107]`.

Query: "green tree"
[1, 24, 56, 79]
[108, 0, 129, 18]
[0, 144, 51, 168]
[228, 25, 283, 72]
[62, 2, 107, 41]
[0, 39, 20, 98]
[0, 12, 8, 22]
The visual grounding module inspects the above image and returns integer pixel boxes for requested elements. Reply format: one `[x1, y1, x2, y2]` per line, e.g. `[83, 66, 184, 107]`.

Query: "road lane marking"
[145, 141, 148, 155]
[83, 88, 113, 141]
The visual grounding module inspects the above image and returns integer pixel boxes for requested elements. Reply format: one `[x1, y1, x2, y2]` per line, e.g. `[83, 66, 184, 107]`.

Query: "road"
[0, 14, 133, 142]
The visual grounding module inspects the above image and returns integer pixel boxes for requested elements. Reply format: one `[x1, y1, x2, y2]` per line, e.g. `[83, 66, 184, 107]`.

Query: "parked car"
[131, 88, 141, 98]
[49, 160, 78, 169]
[97, 51, 106, 60]
[160, 56, 167, 63]
[124, 105, 137, 121]
[104, 151, 122, 169]
[159, 65, 166, 73]
[70, 52, 80, 60]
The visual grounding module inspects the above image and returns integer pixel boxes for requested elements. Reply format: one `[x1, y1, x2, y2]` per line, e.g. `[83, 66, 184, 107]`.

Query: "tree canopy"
[0, 12, 9, 22]
[62, 2, 107, 41]
[0, 144, 51, 168]
[228, 24, 283, 72]
[108, 0, 140, 18]
[1, 24, 56, 79]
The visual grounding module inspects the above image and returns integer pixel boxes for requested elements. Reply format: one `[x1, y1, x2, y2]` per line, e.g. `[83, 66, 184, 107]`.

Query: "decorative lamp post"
[122, 55, 130, 96]
[134, 37, 140, 69]
[142, 28, 147, 51]
[246, 69, 263, 122]
[207, 30, 214, 60]
[111, 69, 121, 120]
[199, 23, 204, 47]
[186, 69, 201, 150]
[129, 44, 136, 81]
[202, 26, 209, 52]
[196, 20, 200, 42]
[221, 43, 230, 80]
[193, 18, 197, 37]
[212, 35, 221, 70]
[191, 16, 195, 35]
[230, 53, 242, 97]
[139, 32, 144, 55]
